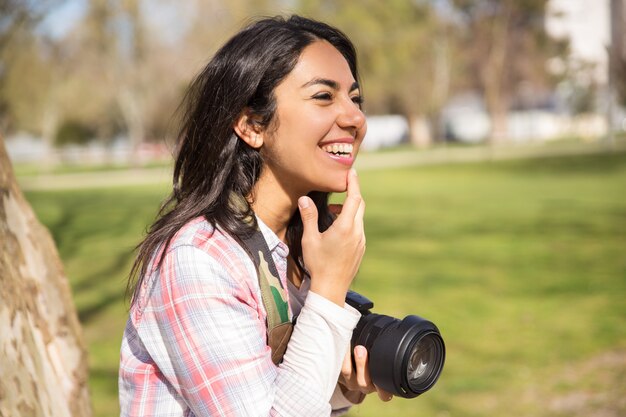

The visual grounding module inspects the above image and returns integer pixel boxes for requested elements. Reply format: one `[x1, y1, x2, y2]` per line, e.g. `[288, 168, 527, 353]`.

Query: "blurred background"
[2, 0, 625, 416]
[2, 0, 626, 160]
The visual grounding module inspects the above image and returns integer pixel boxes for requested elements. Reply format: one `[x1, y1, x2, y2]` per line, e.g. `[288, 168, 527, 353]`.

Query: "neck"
[250, 172, 300, 242]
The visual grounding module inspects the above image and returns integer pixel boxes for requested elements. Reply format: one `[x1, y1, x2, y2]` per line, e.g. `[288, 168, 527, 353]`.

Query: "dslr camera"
[346, 291, 445, 398]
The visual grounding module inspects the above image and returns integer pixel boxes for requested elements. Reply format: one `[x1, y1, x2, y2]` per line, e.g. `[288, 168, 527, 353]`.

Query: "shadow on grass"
[78, 289, 125, 324]
[73, 250, 135, 293]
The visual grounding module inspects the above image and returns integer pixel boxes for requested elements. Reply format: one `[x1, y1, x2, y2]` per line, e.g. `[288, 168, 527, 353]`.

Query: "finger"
[346, 168, 361, 198]
[298, 196, 319, 238]
[340, 345, 352, 383]
[377, 388, 393, 402]
[354, 345, 370, 389]
[336, 170, 362, 225]
[352, 196, 366, 232]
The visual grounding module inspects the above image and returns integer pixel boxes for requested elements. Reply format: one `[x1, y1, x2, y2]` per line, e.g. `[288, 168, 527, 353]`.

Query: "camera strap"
[233, 195, 293, 365]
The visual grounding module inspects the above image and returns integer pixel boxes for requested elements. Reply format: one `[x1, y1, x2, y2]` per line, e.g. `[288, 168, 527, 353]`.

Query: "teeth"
[322, 143, 353, 156]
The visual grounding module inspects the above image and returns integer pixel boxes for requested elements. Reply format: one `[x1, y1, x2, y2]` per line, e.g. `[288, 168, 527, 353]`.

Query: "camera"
[346, 291, 445, 398]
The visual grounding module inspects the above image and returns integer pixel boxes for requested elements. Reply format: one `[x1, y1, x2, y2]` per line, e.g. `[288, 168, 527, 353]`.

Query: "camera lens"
[352, 313, 445, 398]
[406, 332, 445, 393]
[345, 291, 445, 399]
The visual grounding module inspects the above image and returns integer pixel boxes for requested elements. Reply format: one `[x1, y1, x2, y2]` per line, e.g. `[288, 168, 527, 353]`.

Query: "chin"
[320, 179, 349, 194]
[307, 170, 350, 194]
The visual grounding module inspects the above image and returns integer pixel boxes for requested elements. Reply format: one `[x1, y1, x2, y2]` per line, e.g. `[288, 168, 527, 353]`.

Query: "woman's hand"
[338, 345, 394, 402]
[298, 169, 366, 306]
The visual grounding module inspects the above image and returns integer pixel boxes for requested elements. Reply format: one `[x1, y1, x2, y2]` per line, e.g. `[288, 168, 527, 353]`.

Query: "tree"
[610, 0, 626, 108]
[452, 0, 567, 142]
[0, 135, 91, 417]
[0, 0, 64, 134]
[0, 0, 105, 168]
[76, 0, 212, 159]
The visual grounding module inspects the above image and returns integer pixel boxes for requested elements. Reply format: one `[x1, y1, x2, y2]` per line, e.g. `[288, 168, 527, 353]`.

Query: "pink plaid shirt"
[119, 217, 360, 416]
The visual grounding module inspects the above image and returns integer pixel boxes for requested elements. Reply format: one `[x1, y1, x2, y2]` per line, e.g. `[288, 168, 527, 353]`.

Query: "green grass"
[23, 152, 626, 417]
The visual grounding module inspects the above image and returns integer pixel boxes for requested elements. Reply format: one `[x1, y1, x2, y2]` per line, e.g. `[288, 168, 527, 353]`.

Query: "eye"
[312, 92, 333, 101]
[351, 95, 364, 106]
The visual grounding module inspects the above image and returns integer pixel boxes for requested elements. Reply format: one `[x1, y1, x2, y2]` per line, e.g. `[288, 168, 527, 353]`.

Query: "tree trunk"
[117, 88, 144, 166]
[409, 114, 433, 148]
[482, 0, 513, 144]
[0, 135, 91, 417]
[41, 99, 60, 171]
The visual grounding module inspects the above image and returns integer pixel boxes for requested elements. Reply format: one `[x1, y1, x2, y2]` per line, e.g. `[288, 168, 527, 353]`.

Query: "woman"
[119, 15, 391, 416]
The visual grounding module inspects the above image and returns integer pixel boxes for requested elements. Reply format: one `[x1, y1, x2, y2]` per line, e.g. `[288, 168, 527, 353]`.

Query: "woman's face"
[260, 40, 367, 196]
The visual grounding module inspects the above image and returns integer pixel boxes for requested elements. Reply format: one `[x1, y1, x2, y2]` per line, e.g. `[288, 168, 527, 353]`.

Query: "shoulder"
[133, 217, 261, 320]
[165, 216, 253, 279]
[168, 217, 236, 253]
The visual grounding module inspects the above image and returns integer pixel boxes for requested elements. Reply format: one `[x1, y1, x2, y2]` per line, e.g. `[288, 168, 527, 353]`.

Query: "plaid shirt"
[119, 217, 360, 416]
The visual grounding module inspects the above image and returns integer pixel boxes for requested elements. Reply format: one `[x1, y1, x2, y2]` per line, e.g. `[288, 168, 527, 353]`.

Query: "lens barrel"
[351, 313, 445, 398]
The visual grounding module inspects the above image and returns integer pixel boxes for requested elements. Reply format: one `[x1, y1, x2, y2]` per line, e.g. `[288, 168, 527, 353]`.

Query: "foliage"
[23, 152, 626, 417]
[0, 0, 62, 131]
[55, 119, 96, 146]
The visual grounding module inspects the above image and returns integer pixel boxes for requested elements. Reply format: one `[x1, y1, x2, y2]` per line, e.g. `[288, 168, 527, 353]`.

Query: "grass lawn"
[23, 152, 626, 417]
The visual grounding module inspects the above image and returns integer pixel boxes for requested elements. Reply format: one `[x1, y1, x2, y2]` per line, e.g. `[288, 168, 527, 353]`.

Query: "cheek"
[355, 125, 367, 151]
[304, 112, 337, 143]
[282, 114, 333, 150]
[360, 122, 368, 140]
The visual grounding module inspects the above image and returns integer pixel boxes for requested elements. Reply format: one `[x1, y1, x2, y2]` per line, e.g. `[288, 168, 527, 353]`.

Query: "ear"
[233, 110, 264, 149]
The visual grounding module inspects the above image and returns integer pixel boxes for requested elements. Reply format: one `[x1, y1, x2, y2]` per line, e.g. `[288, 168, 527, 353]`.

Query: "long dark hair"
[127, 15, 361, 304]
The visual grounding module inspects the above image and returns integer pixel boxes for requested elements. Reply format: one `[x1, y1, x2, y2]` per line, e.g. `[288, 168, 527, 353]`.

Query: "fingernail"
[350, 168, 358, 176]
[355, 345, 366, 358]
[298, 196, 310, 209]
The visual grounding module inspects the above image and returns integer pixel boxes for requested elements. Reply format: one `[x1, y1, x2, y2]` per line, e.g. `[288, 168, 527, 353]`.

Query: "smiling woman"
[119, 15, 391, 417]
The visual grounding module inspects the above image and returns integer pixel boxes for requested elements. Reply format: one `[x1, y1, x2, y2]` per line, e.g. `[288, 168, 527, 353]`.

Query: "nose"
[337, 97, 366, 135]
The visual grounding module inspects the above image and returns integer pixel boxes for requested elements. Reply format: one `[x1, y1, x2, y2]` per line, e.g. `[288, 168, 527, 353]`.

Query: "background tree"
[610, 0, 626, 108]
[0, 0, 582, 152]
[0, 0, 65, 147]
[0, 0, 46, 131]
[452, 0, 567, 143]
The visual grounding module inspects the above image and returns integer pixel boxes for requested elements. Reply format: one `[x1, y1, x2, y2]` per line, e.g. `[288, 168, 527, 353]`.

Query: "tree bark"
[0, 135, 91, 417]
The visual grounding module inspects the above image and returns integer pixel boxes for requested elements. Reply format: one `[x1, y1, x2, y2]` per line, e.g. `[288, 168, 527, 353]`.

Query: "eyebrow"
[301, 78, 360, 92]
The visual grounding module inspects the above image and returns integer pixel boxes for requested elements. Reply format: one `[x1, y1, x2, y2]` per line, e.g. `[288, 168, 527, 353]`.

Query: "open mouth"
[321, 143, 354, 158]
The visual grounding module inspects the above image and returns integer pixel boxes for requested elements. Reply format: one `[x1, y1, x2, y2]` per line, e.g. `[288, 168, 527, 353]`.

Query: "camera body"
[346, 291, 445, 399]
